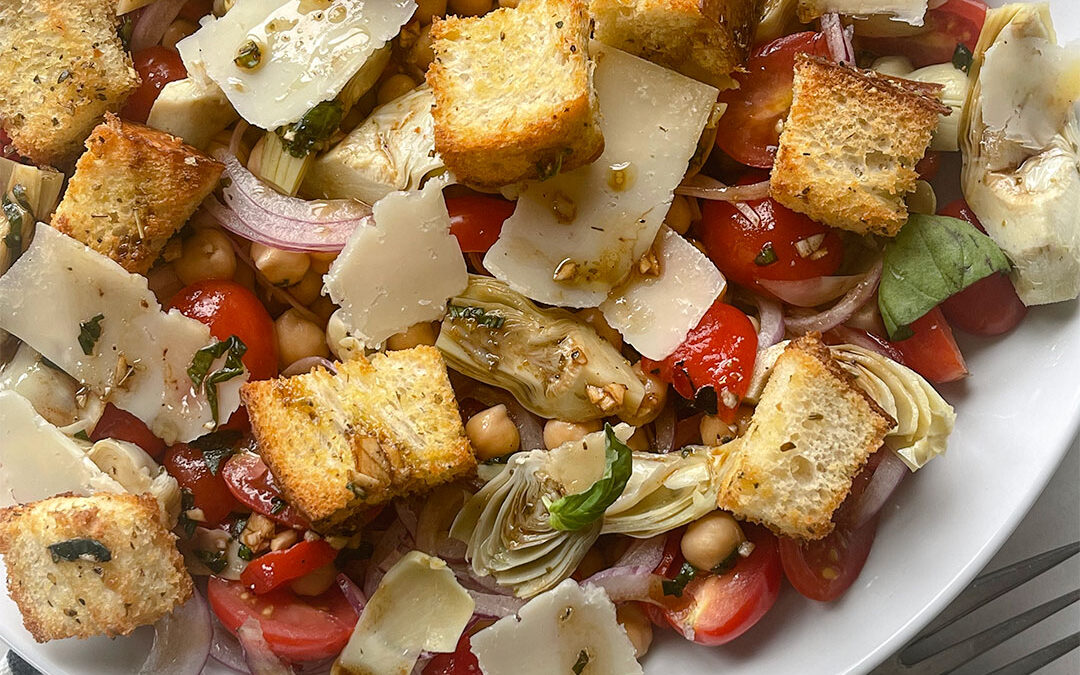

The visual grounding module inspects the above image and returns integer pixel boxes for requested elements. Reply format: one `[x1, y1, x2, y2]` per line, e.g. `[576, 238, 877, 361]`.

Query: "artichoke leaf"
[601, 447, 718, 538]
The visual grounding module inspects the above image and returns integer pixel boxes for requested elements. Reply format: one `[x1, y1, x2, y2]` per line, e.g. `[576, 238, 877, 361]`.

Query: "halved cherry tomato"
[649, 524, 782, 645]
[121, 47, 188, 124]
[889, 307, 967, 383]
[208, 576, 358, 664]
[90, 403, 167, 460]
[178, 0, 214, 21]
[715, 32, 829, 168]
[699, 196, 844, 291]
[868, 0, 987, 68]
[446, 195, 515, 253]
[915, 151, 942, 181]
[423, 633, 482, 675]
[0, 128, 19, 161]
[641, 302, 757, 423]
[937, 199, 1028, 336]
[163, 442, 242, 526]
[221, 452, 310, 529]
[240, 540, 338, 594]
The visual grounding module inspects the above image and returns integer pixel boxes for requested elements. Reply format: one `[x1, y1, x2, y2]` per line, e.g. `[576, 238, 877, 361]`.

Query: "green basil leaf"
[547, 424, 632, 531]
[879, 214, 1011, 339]
[78, 314, 105, 356]
[188, 335, 248, 425]
[47, 538, 111, 563]
[661, 562, 697, 597]
[277, 100, 344, 158]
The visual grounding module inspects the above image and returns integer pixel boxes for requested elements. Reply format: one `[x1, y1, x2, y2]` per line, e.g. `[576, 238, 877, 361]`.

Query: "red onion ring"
[785, 259, 883, 335]
[758, 275, 863, 308]
[752, 294, 786, 348]
[821, 13, 856, 64]
[281, 356, 338, 378]
[848, 450, 910, 529]
[336, 573, 368, 615]
[131, 0, 187, 52]
[582, 568, 665, 606]
[394, 501, 419, 540]
[210, 617, 248, 672]
[613, 534, 666, 571]
[138, 588, 212, 675]
[451, 376, 544, 452]
[653, 400, 677, 454]
[237, 619, 295, 674]
[675, 174, 771, 202]
[468, 590, 526, 618]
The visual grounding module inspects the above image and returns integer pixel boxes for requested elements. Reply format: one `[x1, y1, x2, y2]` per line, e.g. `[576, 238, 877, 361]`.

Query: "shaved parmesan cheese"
[812, 1, 927, 26]
[484, 43, 718, 308]
[600, 227, 725, 360]
[0, 391, 123, 508]
[337, 551, 474, 674]
[147, 77, 239, 150]
[177, 0, 416, 129]
[470, 580, 643, 675]
[323, 181, 468, 348]
[0, 224, 246, 444]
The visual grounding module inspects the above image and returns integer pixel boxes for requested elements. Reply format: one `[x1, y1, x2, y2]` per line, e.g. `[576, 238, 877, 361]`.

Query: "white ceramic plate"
[3, 1, 1079, 673]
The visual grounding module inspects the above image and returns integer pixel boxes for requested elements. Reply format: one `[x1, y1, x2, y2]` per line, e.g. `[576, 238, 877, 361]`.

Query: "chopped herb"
[269, 496, 287, 515]
[196, 550, 228, 574]
[178, 489, 197, 537]
[711, 549, 739, 575]
[447, 304, 505, 329]
[57, 69, 71, 83]
[572, 649, 590, 675]
[234, 39, 263, 70]
[78, 314, 105, 356]
[229, 514, 250, 539]
[952, 43, 974, 73]
[345, 482, 366, 499]
[536, 151, 567, 181]
[2, 186, 32, 259]
[191, 429, 243, 476]
[555, 20, 564, 28]
[277, 100, 344, 158]
[188, 335, 248, 426]
[483, 453, 513, 465]
[693, 385, 719, 416]
[47, 538, 111, 563]
[754, 243, 778, 266]
[237, 543, 255, 561]
[73, 430, 91, 442]
[119, 15, 134, 50]
[548, 424, 632, 531]
[662, 562, 697, 597]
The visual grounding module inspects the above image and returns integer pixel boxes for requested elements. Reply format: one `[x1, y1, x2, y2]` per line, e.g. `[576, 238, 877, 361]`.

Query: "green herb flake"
[547, 424, 632, 531]
[73, 430, 91, 442]
[234, 39, 263, 70]
[710, 549, 739, 575]
[237, 543, 255, 561]
[572, 649, 590, 675]
[78, 314, 105, 356]
[191, 429, 243, 476]
[230, 514, 250, 540]
[276, 100, 344, 158]
[178, 489, 197, 537]
[188, 335, 248, 426]
[754, 243, 778, 266]
[662, 562, 697, 597]
[447, 304, 505, 330]
[47, 538, 111, 563]
[2, 186, 32, 261]
[196, 549, 228, 574]
[952, 43, 974, 73]
[269, 496, 287, 515]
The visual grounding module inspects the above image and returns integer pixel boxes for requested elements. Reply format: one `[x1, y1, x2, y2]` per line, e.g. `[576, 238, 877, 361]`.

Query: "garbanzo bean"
[466, 405, 520, 460]
[287, 268, 324, 306]
[616, 603, 653, 658]
[449, 0, 491, 15]
[275, 309, 330, 367]
[699, 414, 736, 446]
[543, 419, 602, 450]
[251, 242, 311, 287]
[417, 0, 448, 24]
[386, 322, 438, 350]
[664, 195, 695, 235]
[173, 228, 237, 285]
[680, 510, 745, 572]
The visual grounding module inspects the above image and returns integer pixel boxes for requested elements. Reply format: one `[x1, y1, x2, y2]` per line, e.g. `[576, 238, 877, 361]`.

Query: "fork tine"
[914, 541, 1080, 639]
[898, 588, 1080, 668]
[984, 631, 1080, 675]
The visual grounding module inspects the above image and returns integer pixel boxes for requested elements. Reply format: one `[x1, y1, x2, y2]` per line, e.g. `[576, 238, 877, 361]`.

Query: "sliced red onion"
[849, 450, 910, 529]
[281, 356, 337, 378]
[468, 590, 526, 618]
[613, 535, 666, 571]
[451, 377, 544, 451]
[364, 520, 412, 598]
[828, 325, 906, 364]
[210, 617, 248, 673]
[653, 400, 676, 454]
[582, 568, 665, 606]
[336, 573, 367, 615]
[208, 149, 372, 253]
[752, 294, 786, 348]
[237, 619, 295, 675]
[758, 275, 863, 308]
[415, 488, 468, 561]
[394, 500, 419, 540]
[675, 174, 771, 202]
[821, 13, 856, 64]
[448, 561, 516, 596]
[138, 589, 212, 675]
[131, 0, 187, 51]
[785, 259, 882, 335]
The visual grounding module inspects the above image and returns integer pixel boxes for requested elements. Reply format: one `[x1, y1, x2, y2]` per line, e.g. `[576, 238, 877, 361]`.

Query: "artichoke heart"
[961, 3, 1080, 306]
[601, 447, 719, 538]
[436, 275, 646, 423]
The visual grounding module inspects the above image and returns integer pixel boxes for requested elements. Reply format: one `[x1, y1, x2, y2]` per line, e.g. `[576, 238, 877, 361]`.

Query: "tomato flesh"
[121, 47, 187, 124]
[163, 443, 242, 526]
[222, 452, 310, 529]
[208, 576, 358, 664]
[240, 539, 338, 594]
[178, 0, 214, 21]
[889, 307, 967, 384]
[423, 633, 482, 675]
[867, 0, 987, 68]
[446, 195, 516, 253]
[90, 403, 167, 460]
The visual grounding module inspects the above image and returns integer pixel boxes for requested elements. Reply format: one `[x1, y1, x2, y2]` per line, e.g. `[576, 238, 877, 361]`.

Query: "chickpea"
[543, 419, 602, 450]
[287, 268, 324, 306]
[309, 295, 337, 326]
[275, 309, 330, 367]
[626, 427, 650, 451]
[616, 604, 653, 659]
[409, 25, 436, 71]
[664, 195, 695, 235]
[620, 361, 667, 426]
[377, 73, 418, 105]
[290, 562, 337, 596]
[680, 511, 745, 572]
[386, 322, 438, 350]
[907, 179, 937, 215]
[269, 529, 298, 552]
[326, 309, 364, 361]
[212, 0, 235, 17]
[466, 404, 520, 460]
[699, 414, 736, 446]
[576, 308, 622, 350]
[416, 0, 447, 22]
[161, 18, 198, 50]
[251, 242, 311, 287]
[174, 228, 237, 285]
[449, 0, 491, 15]
[308, 251, 338, 275]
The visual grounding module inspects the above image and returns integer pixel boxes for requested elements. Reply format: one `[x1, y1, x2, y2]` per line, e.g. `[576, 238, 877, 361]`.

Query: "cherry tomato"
[446, 195, 515, 253]
[423, 633, 482, 675]
[163, 443, 242, 526]
[700, 196, 844, 291]
[90, 403, 167, 460]
[0, 128, 20, 161]
[715, 32, 829, 168]
[889, 307, 968, 384]
[121, 47, 187, 124]
[649, 524, 782, 645]
[208, 576, 358, 664]
[915, 151, 942, 181]
[221, 452, 310, 529]
[868, 0, 987, 68]
[178, 0, 214, 21]
[240, 540, 338, 594]
[937, 200, 1028, 336]
[641, 302, 757, 423]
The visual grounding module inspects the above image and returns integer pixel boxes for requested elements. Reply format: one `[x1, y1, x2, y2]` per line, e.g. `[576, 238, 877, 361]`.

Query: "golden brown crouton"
[0, 493, 192, 642]
[0, 0, 139, 168]
[242, 346, 476, 533]
[427, 0, 603, 187]
[51, 114, 224, 274]
[769, 54, 948, 236]
[590, 0, 762, 89]
[715, 334, 895, 540]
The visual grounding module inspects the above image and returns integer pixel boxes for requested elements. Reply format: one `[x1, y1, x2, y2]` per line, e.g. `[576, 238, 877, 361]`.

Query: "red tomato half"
[700, 196, 844, 291]
[889, 307, 967, 384]
[121, 47, 187, 124]
[222, 452, 310, 529]
[446, 195, 516, 253]
[163, 443, 242, 526]
[868, 0, 987, 68]
[642, 302, 757, 423]
[715, 32, 829, 168]
[0, 129, 19, 161]
[937, 199, 1027, 336]
[423, 633, 482, 675]
[208, 577, 358, 664]
[90, 403, 167, 460]
[240, 540, 338, 594]
[650, 525, 782, 645]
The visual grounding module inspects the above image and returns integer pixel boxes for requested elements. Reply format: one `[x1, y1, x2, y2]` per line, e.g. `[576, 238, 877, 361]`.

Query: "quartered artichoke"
[601, 447, 718, 537]
[436, 275, 647, 423]
[961, 3, 1080, 305]
[0, 343, 104, 436]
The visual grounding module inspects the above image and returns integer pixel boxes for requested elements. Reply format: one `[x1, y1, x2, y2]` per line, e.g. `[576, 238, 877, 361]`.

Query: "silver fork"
[873, 541, 1080, 675]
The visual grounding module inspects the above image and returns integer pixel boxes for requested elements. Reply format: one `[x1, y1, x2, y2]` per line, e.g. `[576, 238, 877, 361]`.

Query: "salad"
[0, 0, 1077, 673]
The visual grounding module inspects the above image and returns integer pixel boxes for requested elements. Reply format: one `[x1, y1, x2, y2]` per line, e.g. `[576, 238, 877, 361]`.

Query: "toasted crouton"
[769, 54, 948, 236]
[0, 493, 192, 642]
[51, 114, 224, 274]
[0, 0, 139, 168]
[590, 0, 762, 89]
[715, 334, 895, 540]
[427, 0, 603, 187]
[242, 346, 476, 533]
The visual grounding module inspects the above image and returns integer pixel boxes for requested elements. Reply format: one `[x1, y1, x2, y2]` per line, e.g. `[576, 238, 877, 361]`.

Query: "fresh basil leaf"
[661, 562, 697, 597]
[754, 243, 777, 266]
[78, 314, 105, 356]
[547, 424, 632, 531]
[73, 430, 91, 442]
[269, 496, 286, 515]
[196, 549, 228, 574]
[277, 100, 344, 158]
[879, 214, 1011, 339]
[237, 543, 255, 561]
[191, 429, 243, 476]
[47, 538, 111, 563]
[188, 335, 248, 425]
[952, 43, 974, 73]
